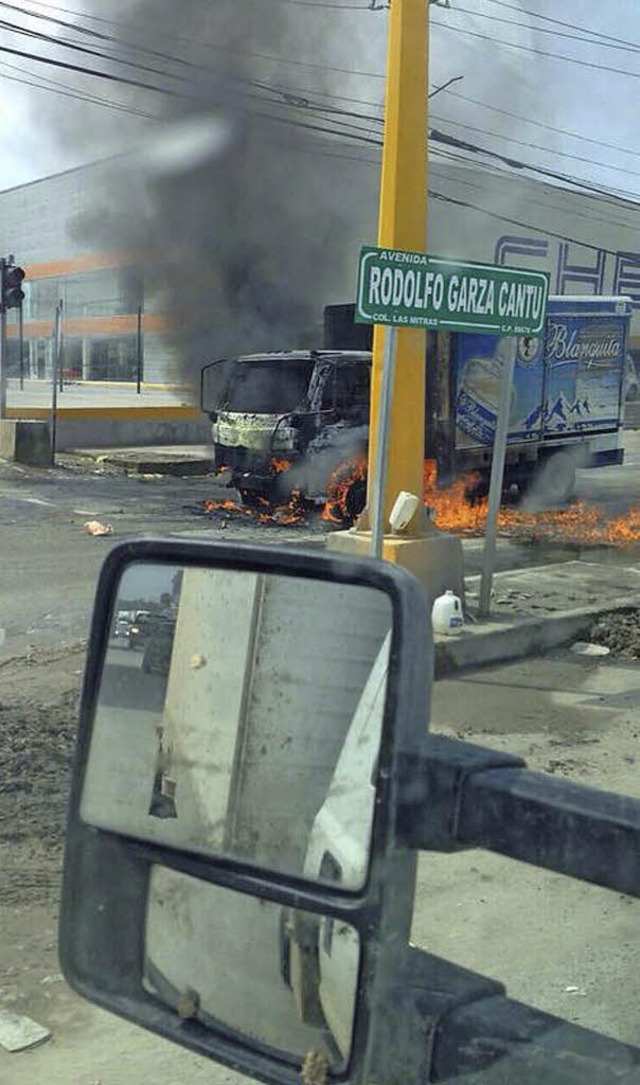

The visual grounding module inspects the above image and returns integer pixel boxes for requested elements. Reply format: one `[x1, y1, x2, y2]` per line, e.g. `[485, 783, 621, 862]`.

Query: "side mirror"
[60, 539, 431, 1085]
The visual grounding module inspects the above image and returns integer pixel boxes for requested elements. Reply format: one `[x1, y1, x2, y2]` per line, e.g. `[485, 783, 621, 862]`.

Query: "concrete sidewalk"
[435, 560, 640, 676]
[68, 444, 214, 475]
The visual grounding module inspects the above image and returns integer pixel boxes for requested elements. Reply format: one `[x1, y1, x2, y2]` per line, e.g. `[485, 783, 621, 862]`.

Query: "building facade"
[0, 159, 176, 386]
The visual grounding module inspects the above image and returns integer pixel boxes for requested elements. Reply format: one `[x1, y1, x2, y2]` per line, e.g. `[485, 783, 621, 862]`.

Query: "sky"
[0, 0, 639, 203]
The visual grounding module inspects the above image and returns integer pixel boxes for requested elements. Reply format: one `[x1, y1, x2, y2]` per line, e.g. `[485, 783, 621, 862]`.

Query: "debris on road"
[589, 610, 640, 658]
[83, 520, 113, 536]
[0, 1009, 51, 1052]
[571, 641, 611, 657]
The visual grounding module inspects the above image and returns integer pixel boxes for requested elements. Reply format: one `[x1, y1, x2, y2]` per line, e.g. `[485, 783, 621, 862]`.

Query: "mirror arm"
[395, 734, 524, 853]
[373, 946, 638, 1085]
[397, 733, 640, 897]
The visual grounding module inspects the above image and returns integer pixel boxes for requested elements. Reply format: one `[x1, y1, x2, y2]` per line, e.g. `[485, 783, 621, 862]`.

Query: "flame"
[203, 491, 305, 525]
[321, 456, 368, 524]
[423, 459, 640, 548]
[270, 457, 292, 474]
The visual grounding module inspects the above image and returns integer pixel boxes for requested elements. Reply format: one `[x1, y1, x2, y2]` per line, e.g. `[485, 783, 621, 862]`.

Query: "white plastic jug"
[432, 590, 464, 636]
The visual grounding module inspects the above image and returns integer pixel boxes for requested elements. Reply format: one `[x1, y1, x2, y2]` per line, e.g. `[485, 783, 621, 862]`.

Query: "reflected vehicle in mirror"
[128, 611, 152, 651]
[144, 868, 359, 1071]
[82, 559, 392, 887]
[141, 615, 176, 675]
[109, 617, 132, 648]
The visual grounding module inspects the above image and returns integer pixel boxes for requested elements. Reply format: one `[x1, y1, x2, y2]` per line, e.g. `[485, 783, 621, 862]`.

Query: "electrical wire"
[0, 59, 160, 119]
[485, 0, 640, 54]
[449, 3, 640, 57]
[431, 16, 640, 82]
[442, 87, 640, 161]
[429, 112, 640, 184]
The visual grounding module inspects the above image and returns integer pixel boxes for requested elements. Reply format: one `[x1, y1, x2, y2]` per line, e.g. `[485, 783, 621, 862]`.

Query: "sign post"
[477, 339, 518, 617]
[371, 326, 398, 559]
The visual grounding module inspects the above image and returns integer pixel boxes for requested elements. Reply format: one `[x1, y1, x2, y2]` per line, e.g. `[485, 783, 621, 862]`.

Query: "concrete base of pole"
[0, 420, 52, 466]
[327, 526, 466, 608]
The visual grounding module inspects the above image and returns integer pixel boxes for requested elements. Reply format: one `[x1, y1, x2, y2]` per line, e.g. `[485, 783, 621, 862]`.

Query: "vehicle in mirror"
[144, 867, 359, 1069]
[82, 560, 392, 889]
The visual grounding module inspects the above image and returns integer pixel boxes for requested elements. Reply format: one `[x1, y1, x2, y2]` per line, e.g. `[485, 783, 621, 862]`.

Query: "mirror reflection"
[144, 866, 360, 1069]
[81, 563, 392, 889]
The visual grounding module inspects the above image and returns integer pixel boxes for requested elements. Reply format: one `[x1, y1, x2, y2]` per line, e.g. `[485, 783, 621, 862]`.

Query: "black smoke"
[68, 0, 380, 391]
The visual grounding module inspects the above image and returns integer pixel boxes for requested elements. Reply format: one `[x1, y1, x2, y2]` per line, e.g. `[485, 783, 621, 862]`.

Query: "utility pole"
[368, 0, 428, 517]
[330, 0, 465, 601]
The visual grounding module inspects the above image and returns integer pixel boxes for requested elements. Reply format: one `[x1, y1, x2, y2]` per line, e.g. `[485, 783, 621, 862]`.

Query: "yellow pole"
[367, 0, 429, 521]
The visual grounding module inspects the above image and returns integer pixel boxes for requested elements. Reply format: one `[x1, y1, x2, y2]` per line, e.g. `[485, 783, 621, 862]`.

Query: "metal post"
[18, 301, 24, 392]
[136, 304, 143, 394]
[58, 300, 64, 393]
[0, 258, 6, 420]
[50, 301, 62, 465]
[478, 339, 518, 616]
[371, 327, 398, 559]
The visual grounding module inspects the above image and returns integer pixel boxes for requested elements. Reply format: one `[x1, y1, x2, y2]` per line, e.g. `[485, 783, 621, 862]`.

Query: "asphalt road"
[3, 441, 640, 1084]
[2, 435, 640, 662]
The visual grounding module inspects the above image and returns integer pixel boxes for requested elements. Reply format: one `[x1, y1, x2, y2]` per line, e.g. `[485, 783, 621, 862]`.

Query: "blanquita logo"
[545, 321, 622, 367]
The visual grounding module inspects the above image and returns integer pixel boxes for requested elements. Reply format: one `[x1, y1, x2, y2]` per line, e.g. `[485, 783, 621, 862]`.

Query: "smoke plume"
[65, 0, 381, 391]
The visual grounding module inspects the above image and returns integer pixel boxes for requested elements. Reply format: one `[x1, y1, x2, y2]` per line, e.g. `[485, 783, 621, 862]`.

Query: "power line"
[429, 112, 640, 183]
[0, 15, 189, 83]
[431, 16, 640, 81]
[20, 0, 640, 175]
[443, 87, 640, 161]
[485, 0, 640, 54]
[450, 2, 640, 57]
[11, 0, 640, 203]
[0, 60, 160, 120]
[20, 0, 388, 80]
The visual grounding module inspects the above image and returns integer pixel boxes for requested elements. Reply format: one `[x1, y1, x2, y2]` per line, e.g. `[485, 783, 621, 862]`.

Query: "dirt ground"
[0, 647, 82, 914]
[0, 644, 244, 1084]
[3, 637, 640, 1082]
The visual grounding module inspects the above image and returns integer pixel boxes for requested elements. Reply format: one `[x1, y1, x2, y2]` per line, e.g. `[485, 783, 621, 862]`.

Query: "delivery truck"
[200, 294, 631, 520]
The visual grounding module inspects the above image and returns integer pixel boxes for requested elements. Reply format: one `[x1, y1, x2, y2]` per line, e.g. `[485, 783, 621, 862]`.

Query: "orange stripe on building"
[24, 252, 133, 279]
[6, 406, 201, 421]
[7, 313, 171, 338]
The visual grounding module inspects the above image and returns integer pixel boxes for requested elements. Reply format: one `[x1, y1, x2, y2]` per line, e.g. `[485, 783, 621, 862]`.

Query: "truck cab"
[200, 350, 371, 514]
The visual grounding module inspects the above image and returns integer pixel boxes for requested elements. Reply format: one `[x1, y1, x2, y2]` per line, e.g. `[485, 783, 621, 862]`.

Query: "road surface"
[3, 439, 640, 1082]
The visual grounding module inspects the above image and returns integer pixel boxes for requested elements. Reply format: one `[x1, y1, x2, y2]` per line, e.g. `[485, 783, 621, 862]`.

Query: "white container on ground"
[432, 590, 464, 636]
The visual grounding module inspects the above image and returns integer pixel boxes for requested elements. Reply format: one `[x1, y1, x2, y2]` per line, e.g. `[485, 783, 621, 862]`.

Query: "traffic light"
[1, 262, 25, 311]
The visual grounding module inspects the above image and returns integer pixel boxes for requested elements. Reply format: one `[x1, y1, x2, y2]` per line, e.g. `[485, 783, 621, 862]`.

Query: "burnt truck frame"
[200, 298, 630, 517]
[201, 350, 371, 516]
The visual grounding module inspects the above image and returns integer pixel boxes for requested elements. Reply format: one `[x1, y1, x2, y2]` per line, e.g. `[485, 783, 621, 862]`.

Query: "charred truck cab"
[200, 350, 371, 516]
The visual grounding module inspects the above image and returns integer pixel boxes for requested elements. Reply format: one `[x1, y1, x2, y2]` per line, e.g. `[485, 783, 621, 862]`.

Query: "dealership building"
[0, 158, 176, 387]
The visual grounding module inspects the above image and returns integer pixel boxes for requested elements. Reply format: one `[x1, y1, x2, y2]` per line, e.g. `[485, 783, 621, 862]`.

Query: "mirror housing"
[60, 539, 432, 1085]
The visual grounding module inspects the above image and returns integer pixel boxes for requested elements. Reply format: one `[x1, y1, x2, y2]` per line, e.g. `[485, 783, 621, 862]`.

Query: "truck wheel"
[238, 488, 269, 509]
[530, 452, 577, 506]
[343, 477, 367, 524]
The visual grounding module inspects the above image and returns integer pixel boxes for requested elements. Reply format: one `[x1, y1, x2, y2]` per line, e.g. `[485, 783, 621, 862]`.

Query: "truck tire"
[343, 476, 367, 523]
[238, 488, 269, 509]
[530, 451, 577, 506]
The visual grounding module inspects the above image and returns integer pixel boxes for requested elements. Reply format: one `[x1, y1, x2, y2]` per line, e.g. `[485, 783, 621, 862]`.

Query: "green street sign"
[356, 246, 549, 336]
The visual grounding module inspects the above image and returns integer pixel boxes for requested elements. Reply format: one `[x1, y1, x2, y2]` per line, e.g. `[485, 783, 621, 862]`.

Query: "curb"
[434, 595, 640, 678]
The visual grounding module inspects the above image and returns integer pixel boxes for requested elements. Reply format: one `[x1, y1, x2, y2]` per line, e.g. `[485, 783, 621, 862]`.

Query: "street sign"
[356, 246, 549, 336]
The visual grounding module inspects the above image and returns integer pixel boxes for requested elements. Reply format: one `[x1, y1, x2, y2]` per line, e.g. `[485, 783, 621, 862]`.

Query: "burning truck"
[200, 297, 632, 521]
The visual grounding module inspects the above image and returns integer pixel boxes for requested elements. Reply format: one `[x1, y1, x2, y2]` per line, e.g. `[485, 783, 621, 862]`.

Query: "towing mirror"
[60, 539, 431, 1085]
